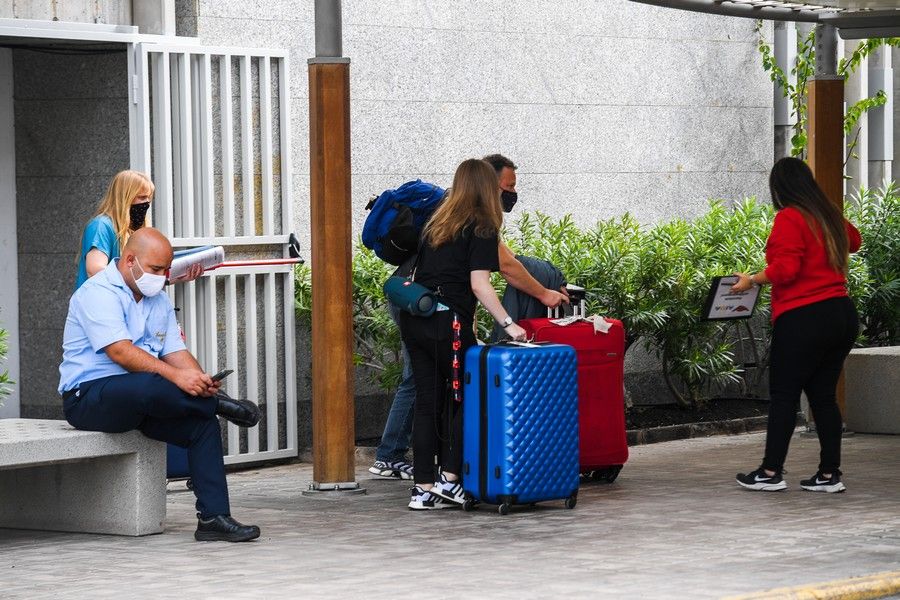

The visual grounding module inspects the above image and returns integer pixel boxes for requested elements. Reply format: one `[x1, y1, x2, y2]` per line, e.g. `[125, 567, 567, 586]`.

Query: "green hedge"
[295, 184, 899, 407]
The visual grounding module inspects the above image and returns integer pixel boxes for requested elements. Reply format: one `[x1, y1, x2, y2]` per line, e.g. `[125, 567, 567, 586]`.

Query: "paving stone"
[0, 432, 898, 598]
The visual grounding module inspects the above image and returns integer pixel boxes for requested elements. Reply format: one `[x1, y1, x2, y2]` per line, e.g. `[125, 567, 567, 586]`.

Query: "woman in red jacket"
[733, 157, 861, 494]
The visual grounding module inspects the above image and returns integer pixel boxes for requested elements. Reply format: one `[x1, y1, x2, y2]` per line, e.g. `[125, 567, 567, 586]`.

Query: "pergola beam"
[630, 0, 900, 37]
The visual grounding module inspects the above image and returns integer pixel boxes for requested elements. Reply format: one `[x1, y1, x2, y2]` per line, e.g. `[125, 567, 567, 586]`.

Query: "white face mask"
[131, 257, 167, 297]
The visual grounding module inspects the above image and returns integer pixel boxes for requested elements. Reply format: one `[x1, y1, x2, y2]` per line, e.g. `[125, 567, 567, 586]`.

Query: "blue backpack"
[362, 180, 447, 265]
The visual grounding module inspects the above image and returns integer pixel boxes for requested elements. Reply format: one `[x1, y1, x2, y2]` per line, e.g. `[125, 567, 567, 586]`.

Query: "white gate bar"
[198, 53, 215, 238]
[136, 42, 285, 57]
[220, 55, 236, 238]
[211, 264, 293, 276]
[204, 275, 218, 375]
[150, 50, 175, 237]
[244, 274, 260, 453]
[185, 279, 198, 356]
[278, 57, 293, 239]
[170, 54, 184, 238]
[177, 52, 196, 238]
[264, 272, 278, 449]
[283, 270, 297, 450]
[225, 274, 239, 456]
[239, 55, 254, 238]
[260, 56, 274, 236]
[225, 448, 297, 466]
[172, 234, 290, 248]
[128, 43, 151, 173]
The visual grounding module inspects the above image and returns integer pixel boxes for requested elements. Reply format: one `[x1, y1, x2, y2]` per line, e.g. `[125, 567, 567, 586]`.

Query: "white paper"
[168, 246, 225, 281]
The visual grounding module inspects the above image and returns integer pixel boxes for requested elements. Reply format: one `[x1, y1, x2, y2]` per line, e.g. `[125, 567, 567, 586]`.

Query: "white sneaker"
[369, 460, 414, 480]
[408, 486, 455, 510]
[429, 473, 466, 505]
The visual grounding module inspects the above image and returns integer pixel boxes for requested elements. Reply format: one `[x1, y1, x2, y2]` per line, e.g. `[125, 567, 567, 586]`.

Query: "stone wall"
[14, 48, 131, 418]
[177, 0, 773, 253]
[0, 0, 130, 24]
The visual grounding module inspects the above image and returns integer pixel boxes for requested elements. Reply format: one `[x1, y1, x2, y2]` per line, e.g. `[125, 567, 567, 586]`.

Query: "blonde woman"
[75, 170, 155, 289]
[399, 158, 526, 510]
[75, 170, 201, 289]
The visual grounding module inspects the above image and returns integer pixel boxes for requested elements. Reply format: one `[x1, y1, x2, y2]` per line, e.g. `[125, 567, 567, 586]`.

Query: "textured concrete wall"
[1, 0, 131, 24]
[175, 0, 773, 254]
[14, 48, 130, 418]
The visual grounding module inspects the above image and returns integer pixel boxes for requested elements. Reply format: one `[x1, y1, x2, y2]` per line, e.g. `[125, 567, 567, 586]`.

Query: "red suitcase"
[519, 295, 628, 482]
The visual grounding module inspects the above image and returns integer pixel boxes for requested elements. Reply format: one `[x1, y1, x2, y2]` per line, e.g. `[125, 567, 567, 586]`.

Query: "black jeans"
[399, 310, 475, 485]
[762, 296, 858, 474]
[64, 372, 231, 518]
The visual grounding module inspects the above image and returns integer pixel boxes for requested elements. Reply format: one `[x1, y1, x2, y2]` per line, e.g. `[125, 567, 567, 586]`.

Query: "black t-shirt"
[414, 226, 500, 324]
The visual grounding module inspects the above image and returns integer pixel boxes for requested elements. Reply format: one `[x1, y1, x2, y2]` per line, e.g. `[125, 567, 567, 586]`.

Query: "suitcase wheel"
[185, 478, 194, 491]
[565, 495, 577, 510]
[498, 503, 510, 516]
[600, 465, 623, 484]
[588, 465, 623, 484]
[462, 498, 477, 512]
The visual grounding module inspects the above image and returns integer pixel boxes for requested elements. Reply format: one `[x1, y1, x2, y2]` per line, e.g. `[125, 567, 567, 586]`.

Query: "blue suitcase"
[462, 342, 580, 515]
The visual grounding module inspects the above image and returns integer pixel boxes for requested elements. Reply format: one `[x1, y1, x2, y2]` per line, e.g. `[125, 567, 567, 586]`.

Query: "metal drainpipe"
[815, 23, 839, 79]
[314, 0, 343, 58]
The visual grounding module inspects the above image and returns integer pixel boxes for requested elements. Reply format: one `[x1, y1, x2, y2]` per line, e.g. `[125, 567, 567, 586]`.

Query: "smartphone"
[211, 369, 233, 382]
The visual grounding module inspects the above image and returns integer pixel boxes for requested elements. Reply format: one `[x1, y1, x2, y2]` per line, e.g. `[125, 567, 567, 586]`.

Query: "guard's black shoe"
[194, 514, 261, 542]
[215, 392, 260, 428]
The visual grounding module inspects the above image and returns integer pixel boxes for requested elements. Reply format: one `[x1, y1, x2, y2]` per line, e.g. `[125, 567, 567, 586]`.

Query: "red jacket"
[764, 206, 861, 322]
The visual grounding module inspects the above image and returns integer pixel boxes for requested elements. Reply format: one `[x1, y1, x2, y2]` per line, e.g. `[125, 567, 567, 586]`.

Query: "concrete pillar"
[844, 41, 869, 195]
[131, 0, 175, 36]
[868, 45, 893, 188]
[773, 21, 797, 160]
[306, 0, 361, 493]
[0, 48, 19, 419]
[894, 46, 900, 174]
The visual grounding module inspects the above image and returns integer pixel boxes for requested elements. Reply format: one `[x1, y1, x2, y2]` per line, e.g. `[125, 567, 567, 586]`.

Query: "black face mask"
[130, 202, 151, 230]
[501, 190, 518, 213]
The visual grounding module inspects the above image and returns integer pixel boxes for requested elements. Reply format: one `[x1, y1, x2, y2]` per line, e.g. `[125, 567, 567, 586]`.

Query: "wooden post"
[308, 58, 358, 490]
[807, 24, 847, 419]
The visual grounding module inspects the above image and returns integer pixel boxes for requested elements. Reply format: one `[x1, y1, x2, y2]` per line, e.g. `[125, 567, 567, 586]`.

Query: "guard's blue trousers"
[63, 372, 230, 519]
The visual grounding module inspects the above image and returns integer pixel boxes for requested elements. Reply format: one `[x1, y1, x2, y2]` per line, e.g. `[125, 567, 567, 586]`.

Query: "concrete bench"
[0, 419, 166, 536]
[844, 346, 900, 435]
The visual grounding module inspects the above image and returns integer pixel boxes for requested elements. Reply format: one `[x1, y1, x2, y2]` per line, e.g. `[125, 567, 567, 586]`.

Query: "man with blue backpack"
[364, 154, 569, 480]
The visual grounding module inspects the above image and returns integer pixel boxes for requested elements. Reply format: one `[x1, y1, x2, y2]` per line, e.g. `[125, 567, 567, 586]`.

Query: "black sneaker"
[800, 470, 846, 493]
[736, 467, 787, 491]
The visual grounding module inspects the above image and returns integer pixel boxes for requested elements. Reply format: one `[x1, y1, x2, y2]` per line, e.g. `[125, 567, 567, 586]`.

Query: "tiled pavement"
[1, 431, 899, 599]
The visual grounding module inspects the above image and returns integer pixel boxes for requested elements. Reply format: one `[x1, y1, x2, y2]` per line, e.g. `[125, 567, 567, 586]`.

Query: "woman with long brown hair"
[400, 158, 526, 510]
[733, 157, 861, 493]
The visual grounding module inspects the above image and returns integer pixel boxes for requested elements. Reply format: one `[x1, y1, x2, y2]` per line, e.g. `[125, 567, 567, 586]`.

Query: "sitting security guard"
[59, 227, 261, 542]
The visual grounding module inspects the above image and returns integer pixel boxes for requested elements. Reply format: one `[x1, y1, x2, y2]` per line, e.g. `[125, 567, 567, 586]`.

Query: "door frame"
[0, 47, 19, 418]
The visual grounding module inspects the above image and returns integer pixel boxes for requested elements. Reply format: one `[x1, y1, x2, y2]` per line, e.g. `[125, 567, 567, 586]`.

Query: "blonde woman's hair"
[423, 159, 503, 248]
[95, 170, 155, 252]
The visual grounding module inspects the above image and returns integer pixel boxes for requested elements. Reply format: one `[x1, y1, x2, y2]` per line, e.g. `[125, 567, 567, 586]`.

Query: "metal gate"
[128, 42, 297, 465]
